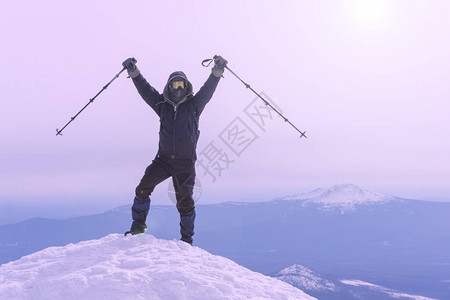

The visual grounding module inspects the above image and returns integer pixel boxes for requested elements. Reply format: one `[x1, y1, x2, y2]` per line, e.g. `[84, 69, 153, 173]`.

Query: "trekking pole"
[55, 66, 127, 136]
[202, 56, 306, 138]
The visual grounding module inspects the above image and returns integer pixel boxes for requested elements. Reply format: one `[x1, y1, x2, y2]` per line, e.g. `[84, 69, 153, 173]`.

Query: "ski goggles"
[171, 80, 185, 89]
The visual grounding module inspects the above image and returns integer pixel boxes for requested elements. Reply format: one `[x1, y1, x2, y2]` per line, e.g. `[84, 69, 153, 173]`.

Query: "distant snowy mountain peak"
[0, 234, 315, 300]
[281, 184, 397, 212]
[273, 264, 337, 292]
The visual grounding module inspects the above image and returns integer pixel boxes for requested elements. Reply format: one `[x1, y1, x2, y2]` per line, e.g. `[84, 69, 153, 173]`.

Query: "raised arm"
[132, 74, 163, 114]
[123, 58, 163, 115]
[193, 55, 227, 115]
[193, 73, 220, 115]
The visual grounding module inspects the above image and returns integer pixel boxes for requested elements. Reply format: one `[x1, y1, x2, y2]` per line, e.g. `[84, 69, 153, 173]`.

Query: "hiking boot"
[124, 223, 147, 236]
[180, 236, 193, 245]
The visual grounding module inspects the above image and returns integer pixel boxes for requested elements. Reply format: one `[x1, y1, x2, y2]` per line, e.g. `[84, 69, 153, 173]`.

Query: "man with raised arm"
[122, 56, 227, 245]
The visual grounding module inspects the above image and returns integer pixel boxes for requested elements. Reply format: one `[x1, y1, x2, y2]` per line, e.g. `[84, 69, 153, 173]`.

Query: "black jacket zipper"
[173, 105, 177, 156]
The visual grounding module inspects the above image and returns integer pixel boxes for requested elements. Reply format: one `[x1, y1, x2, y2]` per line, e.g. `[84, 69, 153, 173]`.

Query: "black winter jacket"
[132, 72, 220, 161]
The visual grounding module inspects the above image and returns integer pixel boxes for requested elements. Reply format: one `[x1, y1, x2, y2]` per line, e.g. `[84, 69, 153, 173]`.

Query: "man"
[122, 55, 227, 245]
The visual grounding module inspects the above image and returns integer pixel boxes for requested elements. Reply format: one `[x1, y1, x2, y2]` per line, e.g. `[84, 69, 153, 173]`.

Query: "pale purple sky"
[1, 0, 449, 210]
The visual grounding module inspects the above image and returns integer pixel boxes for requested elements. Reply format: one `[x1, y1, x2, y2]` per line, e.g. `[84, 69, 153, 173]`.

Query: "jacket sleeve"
[132, 74, 164, 115]
[192, 73, 220, 115]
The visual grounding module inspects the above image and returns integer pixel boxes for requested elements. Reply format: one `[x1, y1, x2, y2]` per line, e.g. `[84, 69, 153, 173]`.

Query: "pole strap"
[201, 58, 214, 67]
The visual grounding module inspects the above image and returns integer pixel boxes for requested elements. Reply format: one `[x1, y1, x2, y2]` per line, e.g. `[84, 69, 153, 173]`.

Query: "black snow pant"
[132, 154, 196, 244]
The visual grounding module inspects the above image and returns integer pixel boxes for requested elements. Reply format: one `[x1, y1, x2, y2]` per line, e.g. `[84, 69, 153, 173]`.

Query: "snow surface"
[272, 264, 337, 293]
[280, 184, 397, 212]
[341, 279, 437, 300]
[0, 234, 315, 300]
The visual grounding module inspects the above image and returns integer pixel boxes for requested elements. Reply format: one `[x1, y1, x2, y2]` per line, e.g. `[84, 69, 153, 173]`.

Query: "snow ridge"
[0, 234, 315, 300]
[281, 184, 397, 212]
[341, 279, 437, 300]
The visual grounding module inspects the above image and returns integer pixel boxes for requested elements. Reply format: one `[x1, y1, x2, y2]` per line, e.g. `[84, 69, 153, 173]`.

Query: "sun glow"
[348, 0, 390, 28]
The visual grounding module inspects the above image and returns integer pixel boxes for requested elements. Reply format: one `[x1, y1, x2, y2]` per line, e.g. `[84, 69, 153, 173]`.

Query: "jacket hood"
[162, 71, 194, 106]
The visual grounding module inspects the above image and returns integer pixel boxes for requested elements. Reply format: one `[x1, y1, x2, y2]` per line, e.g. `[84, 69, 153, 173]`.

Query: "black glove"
[122, 57, 140, 78]
[212, 55, 227, 78]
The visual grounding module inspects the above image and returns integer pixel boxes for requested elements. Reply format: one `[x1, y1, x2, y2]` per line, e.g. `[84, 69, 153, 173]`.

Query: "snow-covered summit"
[0, 234, 315, 300]
[280, 184, 397, 212]
[273, 264, 337, 293]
